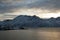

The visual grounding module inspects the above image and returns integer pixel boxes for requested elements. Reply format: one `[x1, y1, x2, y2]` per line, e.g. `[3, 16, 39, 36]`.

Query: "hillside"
[0, 15, 60, 30]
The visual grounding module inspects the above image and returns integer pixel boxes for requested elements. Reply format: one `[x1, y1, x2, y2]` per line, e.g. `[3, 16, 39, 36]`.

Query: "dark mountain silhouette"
[0, 15, 60, 30]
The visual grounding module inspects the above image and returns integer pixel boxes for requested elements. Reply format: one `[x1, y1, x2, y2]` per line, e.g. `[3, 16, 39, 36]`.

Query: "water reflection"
[0, 28, 60, 40]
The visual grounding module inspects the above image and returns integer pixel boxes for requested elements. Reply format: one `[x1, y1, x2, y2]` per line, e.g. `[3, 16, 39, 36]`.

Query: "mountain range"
[0, 15, 60, 30]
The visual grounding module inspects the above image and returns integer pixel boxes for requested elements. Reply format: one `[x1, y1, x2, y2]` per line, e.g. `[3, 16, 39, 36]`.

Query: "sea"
[0, 28, 60, 40]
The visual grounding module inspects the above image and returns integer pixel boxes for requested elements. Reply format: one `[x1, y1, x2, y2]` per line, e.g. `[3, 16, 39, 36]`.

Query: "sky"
[0, 0, 60, 20]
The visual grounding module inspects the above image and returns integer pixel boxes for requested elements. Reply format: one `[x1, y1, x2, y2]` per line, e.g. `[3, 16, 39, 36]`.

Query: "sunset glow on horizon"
[0, 9, 60, 20]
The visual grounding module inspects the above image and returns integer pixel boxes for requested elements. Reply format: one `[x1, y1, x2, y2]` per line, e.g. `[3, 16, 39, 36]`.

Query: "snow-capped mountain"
[0, 15, 60, 30]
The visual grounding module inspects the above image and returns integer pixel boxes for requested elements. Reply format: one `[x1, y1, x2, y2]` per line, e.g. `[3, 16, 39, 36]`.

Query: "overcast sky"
[0, 0, 60, 20]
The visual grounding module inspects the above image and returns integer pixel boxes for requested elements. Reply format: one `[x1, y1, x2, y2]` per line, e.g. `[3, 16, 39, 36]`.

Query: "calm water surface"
[0, 28, 60, 40]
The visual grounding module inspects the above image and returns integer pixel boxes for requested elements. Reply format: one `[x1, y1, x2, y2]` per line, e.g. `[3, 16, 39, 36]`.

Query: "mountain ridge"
[0, 15, 60, 30]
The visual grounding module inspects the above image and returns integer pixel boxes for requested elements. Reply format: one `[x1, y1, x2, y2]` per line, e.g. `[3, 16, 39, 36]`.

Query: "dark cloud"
[0, 0, 60, 13]
[0, 0, 24, 13]
[27, 0, 60, 10]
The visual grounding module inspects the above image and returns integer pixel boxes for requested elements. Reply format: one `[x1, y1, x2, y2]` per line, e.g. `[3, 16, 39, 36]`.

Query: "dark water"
[0, 28, 60, 40]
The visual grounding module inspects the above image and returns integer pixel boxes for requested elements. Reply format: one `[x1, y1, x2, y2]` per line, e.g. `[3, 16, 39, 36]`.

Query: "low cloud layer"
[0, 0, 60, 13]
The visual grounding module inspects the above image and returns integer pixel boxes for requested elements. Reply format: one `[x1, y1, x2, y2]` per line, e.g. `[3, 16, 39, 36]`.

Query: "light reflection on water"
[0, 28, 60, 40]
